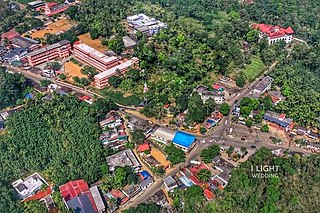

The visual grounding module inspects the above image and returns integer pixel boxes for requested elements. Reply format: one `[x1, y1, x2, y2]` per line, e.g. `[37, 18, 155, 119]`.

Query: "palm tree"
[197, 169, 211, 182]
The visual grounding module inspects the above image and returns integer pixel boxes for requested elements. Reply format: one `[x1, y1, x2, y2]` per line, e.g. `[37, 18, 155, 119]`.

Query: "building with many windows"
[253, 23, 294, 45]
[26, 40, 71, 66]
[73, 41, 120, 72]
[94, 57, 139, 89]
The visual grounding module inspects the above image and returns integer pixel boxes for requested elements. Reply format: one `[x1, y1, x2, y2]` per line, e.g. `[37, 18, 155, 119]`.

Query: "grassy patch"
[243, 56, 266, 81]
[100, 89, 142, 106]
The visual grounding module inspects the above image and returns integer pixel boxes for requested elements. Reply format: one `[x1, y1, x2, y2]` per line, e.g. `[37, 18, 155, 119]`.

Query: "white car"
[225, 120, 228, 125]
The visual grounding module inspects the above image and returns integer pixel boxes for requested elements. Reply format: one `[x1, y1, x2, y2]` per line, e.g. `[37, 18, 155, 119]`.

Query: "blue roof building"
[66, 195, 96, 213]
[140, 170, 151, 180]
[172, 131, 196, 152]
[25, 93, 34, 99]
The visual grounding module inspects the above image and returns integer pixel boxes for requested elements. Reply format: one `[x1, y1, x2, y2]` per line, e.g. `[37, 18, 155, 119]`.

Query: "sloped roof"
[172, 131, 196, 148]
[138, 143, 150, 152]
[59, 180, 89, 201]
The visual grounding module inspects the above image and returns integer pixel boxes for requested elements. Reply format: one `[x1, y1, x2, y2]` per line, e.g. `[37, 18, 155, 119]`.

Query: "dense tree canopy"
[0, 96, 117, 212]
[0, 70, 29, 109]
[210, 148, 320, 212]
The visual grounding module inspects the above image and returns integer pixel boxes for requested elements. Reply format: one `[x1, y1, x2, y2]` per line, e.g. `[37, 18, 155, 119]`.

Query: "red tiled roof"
[59, 180, 89, 201]
[110, 189, 129, 205]
[1, 30, 19, 40]
[24, 187, 52, 202]
[204, 188, 214, 200]
[138, 143, 150, 152]
[212, 83, 223, 90]
[288, 122, 295, 130]
[164, 104, 170, 109]
[79, 95, 91, 101]
[279, 113, 286, 120]
[253, 24, 294, 39]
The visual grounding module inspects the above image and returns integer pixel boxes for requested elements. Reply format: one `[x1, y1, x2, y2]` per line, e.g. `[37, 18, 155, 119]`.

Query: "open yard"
[78, 33, 108, 52]
[63, 61, 86, 81]
[30, 19, 72, 39]
[150, 147, 170, 168]
[243, 56, 266, 81]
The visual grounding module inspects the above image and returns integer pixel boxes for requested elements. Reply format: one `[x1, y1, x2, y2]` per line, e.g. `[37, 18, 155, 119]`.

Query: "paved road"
[5, 62, 313, 209]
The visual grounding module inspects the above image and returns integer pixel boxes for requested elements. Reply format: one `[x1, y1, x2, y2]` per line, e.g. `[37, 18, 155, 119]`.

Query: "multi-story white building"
[253, 24, 294, 45]
[127, 13, 167, 36]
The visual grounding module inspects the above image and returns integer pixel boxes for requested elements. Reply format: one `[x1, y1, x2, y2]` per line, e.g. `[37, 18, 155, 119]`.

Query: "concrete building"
[123, 36, 137, 49]
[12, 172, 49, 200]
[10, 36, 40, 51]
[27, 40, 71, 66]
[163, 176, 178, 192]
[127, 13, 167, 36]
[254, 24, 294, 45]
[263, 111, 293, 131]
[73, 41, 120, 72]
[105, 149, 141, 172]
[3, 48, 28, 64]
[94, 57, 139, 89]
[89, 186, 106, 213]
[194, 85, 225, 104]
[253, 76, 273, 97]
[172, 131, 196, 152]
[150, 126, 177, 145]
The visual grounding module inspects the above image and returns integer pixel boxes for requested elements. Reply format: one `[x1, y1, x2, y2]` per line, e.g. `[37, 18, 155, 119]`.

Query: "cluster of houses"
[162, 157, 234, 201]
[99, 111, 128, 149]
[11, 148, 158, 212]
[27, 0, 76, 17]
[193, 83, 225, 104]
[203, 111, 224, 130]
[232, 75, 319, 146]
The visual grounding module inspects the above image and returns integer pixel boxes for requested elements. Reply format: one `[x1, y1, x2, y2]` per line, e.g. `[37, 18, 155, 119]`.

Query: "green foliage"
[108, 37, 125, 55]
[124, 202, 160, 213]
[226, 146, 234, 155]
[0, 71, 28, 109]
[213, 148, 320, 212]
[187, 93, 206, 123]
[81, 66, 98, 80]
[182, 185, 205, 213]
[58, 73, 67, 80]
[246, 118, 253, 128]
[48, 62, 61, 71]
[246, 30, 259, 43]
[164, 144, 185, 165]
[197, 169, 211, 182]
[236, 73, 246, 88]
[39, 80, 51, 88]
[243, 57, 265, 81]
[200, 144, 220, 163]
[15, 18, 44, 34]
[219, 103, 230, 116]
[261, 124, 269, 133]
[108, 75, 122, 88]
[131, 129, 145, 145]
[100, 89, 142, 106]
[23, 201, 47, 213]
[200, 126, 206, 134]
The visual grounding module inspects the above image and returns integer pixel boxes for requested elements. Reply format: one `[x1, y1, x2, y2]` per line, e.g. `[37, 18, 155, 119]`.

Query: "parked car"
[250, 145, 256, 149]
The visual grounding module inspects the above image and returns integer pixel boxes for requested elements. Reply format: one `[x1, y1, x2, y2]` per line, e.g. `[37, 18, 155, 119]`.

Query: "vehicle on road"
[225, 120, 228, 125]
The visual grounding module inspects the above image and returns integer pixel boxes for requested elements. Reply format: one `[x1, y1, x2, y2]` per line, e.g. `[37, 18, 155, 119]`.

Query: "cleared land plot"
[150, 147, 170, 167]
[243, 56, 266, 81]
[64, 61, 86, 81]
[30, 19, 72, 39]
[78, 33, 108, 52]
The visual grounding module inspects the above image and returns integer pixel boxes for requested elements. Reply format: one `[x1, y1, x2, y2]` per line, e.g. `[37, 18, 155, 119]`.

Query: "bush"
[58, 73, 67, 80]
[261, 124, 269, 132]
